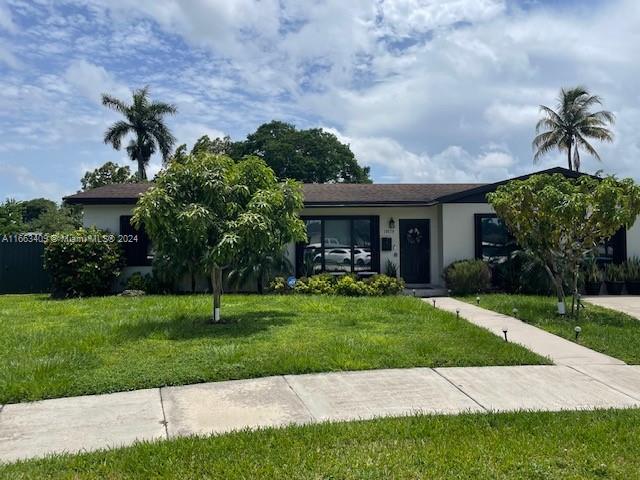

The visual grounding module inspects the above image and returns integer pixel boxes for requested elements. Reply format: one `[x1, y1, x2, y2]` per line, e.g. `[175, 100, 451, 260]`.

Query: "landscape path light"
[476, 296, 480, 305]
[512, 307, 519, 318]
[456, 308, 460, 318]
[575, 325, 582, 341]
[502, 327, 508, 342]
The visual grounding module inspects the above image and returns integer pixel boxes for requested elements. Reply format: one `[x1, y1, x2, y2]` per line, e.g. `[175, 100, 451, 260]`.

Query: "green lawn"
[2, 409, 639, 478]
[0, 294, 546, 404]
[461, 294, 640, 364]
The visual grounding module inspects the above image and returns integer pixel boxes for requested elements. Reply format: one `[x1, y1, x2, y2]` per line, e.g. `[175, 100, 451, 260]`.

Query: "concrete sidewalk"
[2, 364, 640, 463]
[583, 295, 640, 320]
[430, 297, 625, 366]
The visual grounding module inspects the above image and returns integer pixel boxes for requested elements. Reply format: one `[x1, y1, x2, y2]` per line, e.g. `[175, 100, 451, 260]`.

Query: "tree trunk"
[257, 272, 264, 295]
[138, 161, 147, 181]
[543, 264, 566, 314]
[567, 144, 573, 171]
[210, 266, 223, 323]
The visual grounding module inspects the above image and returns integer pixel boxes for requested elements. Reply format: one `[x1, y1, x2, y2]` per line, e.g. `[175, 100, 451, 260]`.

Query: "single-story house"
[64, 167, 640, 292]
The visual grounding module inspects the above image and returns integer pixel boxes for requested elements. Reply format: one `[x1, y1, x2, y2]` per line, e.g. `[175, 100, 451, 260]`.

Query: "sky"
[0, 0, 639, 202]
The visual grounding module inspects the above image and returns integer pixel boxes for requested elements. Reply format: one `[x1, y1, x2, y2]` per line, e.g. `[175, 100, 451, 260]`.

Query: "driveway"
[583, 295, 640, 320]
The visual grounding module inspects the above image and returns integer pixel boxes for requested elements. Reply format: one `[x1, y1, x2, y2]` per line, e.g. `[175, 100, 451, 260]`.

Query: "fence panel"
[0, 240, 50, 294]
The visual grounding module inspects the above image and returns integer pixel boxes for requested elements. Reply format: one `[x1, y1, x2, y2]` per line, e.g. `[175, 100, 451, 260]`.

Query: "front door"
[399, 219, 430, 284]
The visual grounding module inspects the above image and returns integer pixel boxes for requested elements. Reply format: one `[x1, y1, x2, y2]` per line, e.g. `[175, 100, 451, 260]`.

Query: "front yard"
[461, 294, 640, 364]
[2, 409, 639, 478]
[0, 294, 546, 404]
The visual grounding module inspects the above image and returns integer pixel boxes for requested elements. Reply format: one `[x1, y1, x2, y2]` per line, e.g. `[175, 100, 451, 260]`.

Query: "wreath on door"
[406, 227, 422, 245]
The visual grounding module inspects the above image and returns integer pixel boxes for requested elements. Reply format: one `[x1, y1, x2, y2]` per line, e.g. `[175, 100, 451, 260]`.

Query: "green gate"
[0, 240, 50, 294]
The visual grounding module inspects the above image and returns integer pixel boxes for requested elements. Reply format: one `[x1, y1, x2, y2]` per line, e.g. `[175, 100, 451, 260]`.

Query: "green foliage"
[43, 228, 125, 298]
[0, 199, 25, 234]
[444, 260, 491, 295]
[81, 162, 137, 190]
[102, 86, 177, 180]
[488, 173, 640, 309]
[272, 274, 405, 296]
[384, 259, 398, 277]
[533, 86, 615, 171]
[581, 257, 603, 283]
[124, 272, 149, 291]
[494, 250, 553, 295]
[234, 120, 371, 183]
[625, 257, 640, 282]
[133, 153, 306, 319]
[21, 198, 56, 223]
[603, 263, 625, 282]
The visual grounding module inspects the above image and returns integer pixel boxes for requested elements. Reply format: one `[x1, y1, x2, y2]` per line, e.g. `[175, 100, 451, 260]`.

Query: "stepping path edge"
[429, 297, 625, 366]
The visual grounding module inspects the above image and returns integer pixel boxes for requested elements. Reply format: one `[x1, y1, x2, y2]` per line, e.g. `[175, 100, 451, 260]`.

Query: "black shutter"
[371, 216, 380, 272]
[119, 216, 152, 267]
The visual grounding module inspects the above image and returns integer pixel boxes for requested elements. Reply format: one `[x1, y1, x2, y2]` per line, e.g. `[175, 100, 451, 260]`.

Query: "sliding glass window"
[296, 216, 379, 276]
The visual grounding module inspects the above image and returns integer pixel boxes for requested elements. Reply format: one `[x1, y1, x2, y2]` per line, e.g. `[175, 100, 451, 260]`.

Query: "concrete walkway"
[583, 295, 640, 320]
[2, 364, 640, 463]
[430, 297, 625, 366]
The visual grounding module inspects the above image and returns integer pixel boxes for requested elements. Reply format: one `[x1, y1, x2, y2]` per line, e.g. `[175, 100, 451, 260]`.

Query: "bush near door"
[444, 260, 491, 295]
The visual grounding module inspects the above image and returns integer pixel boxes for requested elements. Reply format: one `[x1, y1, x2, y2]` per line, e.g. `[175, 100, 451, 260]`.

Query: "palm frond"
[574, 133, 601, 162]
[101, 94, 130, 115]
[103, 120, 132, 149]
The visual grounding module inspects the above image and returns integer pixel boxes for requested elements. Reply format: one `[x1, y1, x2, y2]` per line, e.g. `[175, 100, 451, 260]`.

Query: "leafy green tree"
[29, 205, 81, 233]
[235, 121, 371, 183]
[488, 173, 640, 315]
[102, 86, 177, 180]
[533, 86, 615, 171]
[191, 135, 235, 156]
[81, 162, 136, 190]
[21, 198, 56, 223]
[133, 153, 306, 321]
[0, 199, 25, 235]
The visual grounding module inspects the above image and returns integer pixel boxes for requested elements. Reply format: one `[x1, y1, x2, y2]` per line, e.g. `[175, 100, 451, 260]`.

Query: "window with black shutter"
[119, 216, 152, 266]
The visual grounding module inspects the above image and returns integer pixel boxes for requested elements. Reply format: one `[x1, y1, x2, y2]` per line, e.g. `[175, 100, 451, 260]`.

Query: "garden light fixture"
[476, 296, 480, 305]
[502, 327, 508, 342]
[575, 325, 582, 341]
[388, 218, 395, 229]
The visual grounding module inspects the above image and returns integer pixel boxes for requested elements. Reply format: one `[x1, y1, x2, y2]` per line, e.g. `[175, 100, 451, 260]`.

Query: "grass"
[2, 409, 640, 478]
[460, 294, 640, 364]
[0, 294, 547, 404]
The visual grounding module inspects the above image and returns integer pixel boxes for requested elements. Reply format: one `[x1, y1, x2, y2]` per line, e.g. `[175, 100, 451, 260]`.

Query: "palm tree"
[533, 86, 615, 171]
[102, 86, 177, 180]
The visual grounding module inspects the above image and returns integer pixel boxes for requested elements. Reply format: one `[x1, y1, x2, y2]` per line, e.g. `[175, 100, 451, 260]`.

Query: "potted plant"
[604, 263, 625, 295]
[625, 257, 640, 295]
[582, 258, 603, 295]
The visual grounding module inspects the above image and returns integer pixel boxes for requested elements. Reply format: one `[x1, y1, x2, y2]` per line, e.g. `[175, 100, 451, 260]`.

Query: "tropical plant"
[81, 162, 136, 190]
[582, 257, 603, 283]
[227, 251, 293, 294]
[0, 199, 25, 235]
[443, 260, 491, 295]
[489, 173, 640, 315]
[101, 86, 177, 180]
[272, 273, 404, 296]
[384, 259, 398, 278]
[533, 86, 614, 172]
[625, 257, 640, 282]
[43, 228, 125, 298]
[133, 153, 306, 322]
[604, 263, 625, 282]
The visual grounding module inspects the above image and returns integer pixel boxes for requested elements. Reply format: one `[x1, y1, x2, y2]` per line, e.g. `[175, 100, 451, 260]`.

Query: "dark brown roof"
[64, 183, 153, 204]
[64, 182, 484, 206]
[301, 183, 484, 205]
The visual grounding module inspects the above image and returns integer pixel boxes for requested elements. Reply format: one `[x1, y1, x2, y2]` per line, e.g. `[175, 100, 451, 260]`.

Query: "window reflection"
[299, 217, 376, 275]
[476, 216, 516, 263]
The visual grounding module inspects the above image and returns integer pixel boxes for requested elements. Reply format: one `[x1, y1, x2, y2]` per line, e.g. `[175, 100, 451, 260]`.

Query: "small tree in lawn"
[488, 173, 640, 315]
[132, 153, 306, 322]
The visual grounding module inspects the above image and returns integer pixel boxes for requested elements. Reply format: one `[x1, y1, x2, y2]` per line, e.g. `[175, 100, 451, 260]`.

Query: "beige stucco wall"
[299, 205, 441, 285]
[627, 217, 640, 259]
[440, 203, 496, 270]
[82, 204, 136, 232]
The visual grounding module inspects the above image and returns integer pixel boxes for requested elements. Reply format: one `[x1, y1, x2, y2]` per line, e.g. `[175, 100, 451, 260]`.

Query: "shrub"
[384, 259, 398, 278]
[582, 257, 603, 283]
[44, 228, 125, 298]
[271, 273, 404, 296]
[125, 272, 149, 291]
[367, 274, 405, 295]
[494, 250, 553, 295]
[444, 259, 491, 295]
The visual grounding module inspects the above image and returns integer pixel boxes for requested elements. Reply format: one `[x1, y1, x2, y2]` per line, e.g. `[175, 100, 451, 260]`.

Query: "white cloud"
[0, 0, 16, 33]
[64, 59, 130, 104]
[0, 163, 63, 200]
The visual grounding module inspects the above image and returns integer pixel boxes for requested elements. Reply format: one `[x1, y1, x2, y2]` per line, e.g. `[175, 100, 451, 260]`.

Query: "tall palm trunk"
[567, 143, 573, 171]
[137, 161, 147, 181]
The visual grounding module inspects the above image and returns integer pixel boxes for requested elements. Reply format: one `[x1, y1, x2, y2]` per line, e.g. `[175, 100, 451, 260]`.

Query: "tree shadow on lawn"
[116, 310, 296, 342]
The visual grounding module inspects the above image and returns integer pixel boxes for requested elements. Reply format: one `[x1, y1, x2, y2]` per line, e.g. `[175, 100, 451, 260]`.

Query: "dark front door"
[399, 219, 430, 284]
